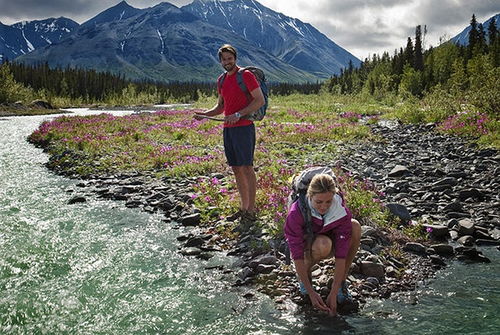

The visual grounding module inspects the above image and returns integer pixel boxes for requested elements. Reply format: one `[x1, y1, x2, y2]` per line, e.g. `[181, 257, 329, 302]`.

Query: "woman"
[285, 173, 361, 316]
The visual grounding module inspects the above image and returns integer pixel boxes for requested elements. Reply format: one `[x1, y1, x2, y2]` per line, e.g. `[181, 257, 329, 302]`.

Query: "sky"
[0, 0, 498, 60]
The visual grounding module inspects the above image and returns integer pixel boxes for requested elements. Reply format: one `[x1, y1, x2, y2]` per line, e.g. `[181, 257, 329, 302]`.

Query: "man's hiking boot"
[232, 211, 258, 234]
[241, 210, 257, 223]
[226, 210, 244, 221]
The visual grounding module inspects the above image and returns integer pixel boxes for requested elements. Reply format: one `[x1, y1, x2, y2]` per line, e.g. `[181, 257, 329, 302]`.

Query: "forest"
[0, 15, 498, 130]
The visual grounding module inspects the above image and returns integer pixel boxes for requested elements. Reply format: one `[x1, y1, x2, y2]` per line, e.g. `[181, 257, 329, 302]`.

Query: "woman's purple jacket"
[284, 193, 353, 260]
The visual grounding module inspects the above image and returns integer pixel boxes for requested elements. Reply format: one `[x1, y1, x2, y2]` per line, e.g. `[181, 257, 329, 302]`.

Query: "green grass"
[28, 92, 498, 241]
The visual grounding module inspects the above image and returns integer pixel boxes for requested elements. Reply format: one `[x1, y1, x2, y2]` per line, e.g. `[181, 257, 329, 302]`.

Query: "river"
[1, 109, 498, 334]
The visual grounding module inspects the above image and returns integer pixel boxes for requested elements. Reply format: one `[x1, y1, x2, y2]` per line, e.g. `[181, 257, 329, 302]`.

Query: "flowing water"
[1, 110, 498, 334]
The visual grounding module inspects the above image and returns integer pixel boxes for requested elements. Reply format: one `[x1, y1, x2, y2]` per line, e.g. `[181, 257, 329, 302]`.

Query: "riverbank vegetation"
[22, 14, 498, 249]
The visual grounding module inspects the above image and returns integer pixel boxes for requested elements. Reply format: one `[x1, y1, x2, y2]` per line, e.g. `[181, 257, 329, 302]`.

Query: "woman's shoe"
[337, 280, 353, 304]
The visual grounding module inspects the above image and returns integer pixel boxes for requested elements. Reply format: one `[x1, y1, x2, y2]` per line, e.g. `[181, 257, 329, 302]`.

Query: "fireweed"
[438, 109, 491, 136]
[30, 108, 391, 238]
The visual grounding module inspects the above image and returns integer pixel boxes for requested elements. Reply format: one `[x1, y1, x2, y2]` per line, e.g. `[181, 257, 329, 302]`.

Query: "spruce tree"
[468, 14, 479, 59]
[404, 37, 414, 67]
[414, 25, 424, 72]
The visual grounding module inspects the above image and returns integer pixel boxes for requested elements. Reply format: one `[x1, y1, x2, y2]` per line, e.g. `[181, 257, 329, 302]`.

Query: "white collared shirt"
[308, 194, 348, 226]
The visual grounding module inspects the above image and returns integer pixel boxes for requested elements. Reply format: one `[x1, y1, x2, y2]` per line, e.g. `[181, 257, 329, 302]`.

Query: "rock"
[424, 224, 449, 238]
[361, 225, 378, 237]
[449, 230, 459, 240]
[458, 188, 485, 201]
[311, 268, 322, 277]
[455, 247, 491, 263]
[184, 236, 205, 248]
[447, 219, 459, 229]
[365, 277, 380, 287]
[180, 247, 201, 256]
[255, 264, 275, 275]
[180, 213, 201, 226]
[475, 239, 500, 246]
[388, 165, 409, 177]
[403, 242, 427, 254]
[457, 235, 474, 246]
[68, 196, 86, 204]
[248, 255, 279, 268]
[196, 252, 214, 261]
[473, 230, 494, 241]
[360, 261, 385, 278]
[430, 244, 454, 256]
[430, 255, 446, 266]
[443, 202, 463, 213]
[432, 177, 458, 187]
[386, 203, 411, 221]
[385, 266, 398, 277]
[113, 186, 140, 195]
[457, 219, 475, 235]
[30, 99, 54, 109]
[360, 237, 376, 248]
[238, 267, 254, 280]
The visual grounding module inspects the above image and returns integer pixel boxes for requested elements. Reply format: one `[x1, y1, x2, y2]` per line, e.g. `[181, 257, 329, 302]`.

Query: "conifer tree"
[404, 37, 414, 67]
[414, 25, 424, 71]
[467, 14, 480, 59]
[487, 17, 498, 45]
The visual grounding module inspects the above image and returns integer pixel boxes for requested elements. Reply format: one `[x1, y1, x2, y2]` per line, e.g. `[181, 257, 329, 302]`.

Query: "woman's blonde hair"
[306, 174, 338, 198]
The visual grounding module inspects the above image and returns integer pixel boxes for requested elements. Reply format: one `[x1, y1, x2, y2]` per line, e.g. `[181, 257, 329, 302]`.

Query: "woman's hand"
[309, 290, 331, 313]
[326, 291, 338, 316]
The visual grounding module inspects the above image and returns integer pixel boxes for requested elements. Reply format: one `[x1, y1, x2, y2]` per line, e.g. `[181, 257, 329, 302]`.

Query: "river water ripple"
[0, 110, 498, 334]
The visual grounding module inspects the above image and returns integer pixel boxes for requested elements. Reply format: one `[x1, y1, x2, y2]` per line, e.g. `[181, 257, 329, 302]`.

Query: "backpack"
[284, 166, 337, 264]
[218, 66, 269, 121]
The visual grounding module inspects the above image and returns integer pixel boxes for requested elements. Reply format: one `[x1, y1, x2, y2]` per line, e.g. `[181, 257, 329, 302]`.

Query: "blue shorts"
[223, 124, 255, 166]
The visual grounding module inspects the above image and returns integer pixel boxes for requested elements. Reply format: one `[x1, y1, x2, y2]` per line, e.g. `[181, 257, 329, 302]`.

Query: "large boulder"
[30, 99, 54, 109]
[360, 261, 385, 278]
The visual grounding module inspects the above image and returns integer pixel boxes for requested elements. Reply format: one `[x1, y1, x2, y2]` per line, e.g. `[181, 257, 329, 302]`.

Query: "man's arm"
[194, 95, 224, 119]
[239, 87, 265, 117]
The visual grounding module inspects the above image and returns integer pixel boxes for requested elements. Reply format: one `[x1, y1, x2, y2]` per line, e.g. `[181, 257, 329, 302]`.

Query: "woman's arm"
[326, 257, 346, 316]
[294, 258, 330, 312]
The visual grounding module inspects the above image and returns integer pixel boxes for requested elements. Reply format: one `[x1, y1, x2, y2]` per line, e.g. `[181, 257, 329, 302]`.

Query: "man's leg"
[232, 165, 256, 212]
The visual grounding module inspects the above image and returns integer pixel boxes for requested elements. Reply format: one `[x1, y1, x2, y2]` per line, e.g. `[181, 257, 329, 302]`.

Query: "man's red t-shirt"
[218, 67, 260, 128]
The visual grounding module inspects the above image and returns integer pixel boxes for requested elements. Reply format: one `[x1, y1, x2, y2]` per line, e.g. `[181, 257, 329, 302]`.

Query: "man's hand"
[224, 112, 240, 125]
[326, 291, 338, 316]
[193, 111, 206, 120]
[309, 291, 331, 313]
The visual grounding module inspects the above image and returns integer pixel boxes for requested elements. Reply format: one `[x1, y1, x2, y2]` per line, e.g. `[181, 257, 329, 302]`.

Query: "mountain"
[450, 13, 499, 45]
[81, 0, 142, 28]
[0, 17, 78, 61]
[183, 0, 360, 77]
[15, 1, 320, 82]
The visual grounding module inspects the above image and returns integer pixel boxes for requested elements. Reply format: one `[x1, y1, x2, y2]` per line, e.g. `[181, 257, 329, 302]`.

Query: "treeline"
[0, 60, 322, 107]
[4, 61, 215, 104]
[325, 14, 499, 113]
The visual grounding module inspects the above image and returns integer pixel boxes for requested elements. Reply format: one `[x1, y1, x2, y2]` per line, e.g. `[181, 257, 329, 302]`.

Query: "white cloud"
[0, 0, 498, 59]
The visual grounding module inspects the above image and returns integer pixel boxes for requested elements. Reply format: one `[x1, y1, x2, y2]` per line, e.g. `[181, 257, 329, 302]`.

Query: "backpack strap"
[236, 69, 252, 102]
[217, 72, 227, 93]
[297, 193, 314, 260]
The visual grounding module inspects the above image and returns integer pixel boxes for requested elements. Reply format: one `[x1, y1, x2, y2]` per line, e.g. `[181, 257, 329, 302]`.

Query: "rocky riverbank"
[60, 118, 499, 315]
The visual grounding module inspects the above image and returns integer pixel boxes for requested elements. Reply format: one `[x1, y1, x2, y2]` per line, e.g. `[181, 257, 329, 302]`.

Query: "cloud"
[0, 0, 193, 24]
[0, 0, 498, 59]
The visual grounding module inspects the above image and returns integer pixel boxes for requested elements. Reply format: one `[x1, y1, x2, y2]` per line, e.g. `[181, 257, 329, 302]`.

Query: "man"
[194, 44, 265, 228]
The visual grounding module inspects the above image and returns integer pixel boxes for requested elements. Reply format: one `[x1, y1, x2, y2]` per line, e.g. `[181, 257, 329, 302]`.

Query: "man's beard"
[224, 63, 236, 72]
